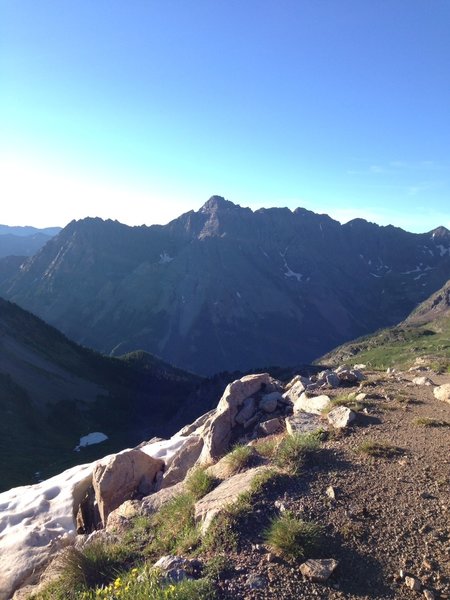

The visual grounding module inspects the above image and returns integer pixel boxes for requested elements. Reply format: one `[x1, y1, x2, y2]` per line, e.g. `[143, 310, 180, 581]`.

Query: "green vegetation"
[322, 320, 450, 372]
[32, 562, 215, 600]
[148, 493, 200, 557]
[321, 393, 364, 414]
[185, 468, 218, 501]
[273, 431, 321, 475]
[413, 417, 450, 427]
[357, 439, 403, 459]
[264, 512, 323, 560]
[223, 444, 255, 476]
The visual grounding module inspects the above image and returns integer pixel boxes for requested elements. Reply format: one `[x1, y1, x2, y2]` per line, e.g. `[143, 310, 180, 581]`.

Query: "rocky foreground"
[2, 363, 450, 600]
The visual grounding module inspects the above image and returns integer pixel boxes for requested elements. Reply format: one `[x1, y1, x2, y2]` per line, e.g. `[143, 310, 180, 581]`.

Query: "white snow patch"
[370, 273, 382, 278]
[74, 432, 108, 452]
[159, 251, 174, 264]
[0, 435, 197, 599]
[414, 273, 427, 280]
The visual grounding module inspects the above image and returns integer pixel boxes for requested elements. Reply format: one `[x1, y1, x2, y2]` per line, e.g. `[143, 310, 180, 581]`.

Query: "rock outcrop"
[93, 449, 164, 526]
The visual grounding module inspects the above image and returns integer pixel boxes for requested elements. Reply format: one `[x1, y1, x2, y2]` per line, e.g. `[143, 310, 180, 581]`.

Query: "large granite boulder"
[197, 374, 278, 463]
[93, 449, 164, 526]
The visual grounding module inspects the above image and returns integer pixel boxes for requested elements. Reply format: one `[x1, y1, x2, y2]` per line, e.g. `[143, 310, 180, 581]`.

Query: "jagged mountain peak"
[199, 195, 240, 213]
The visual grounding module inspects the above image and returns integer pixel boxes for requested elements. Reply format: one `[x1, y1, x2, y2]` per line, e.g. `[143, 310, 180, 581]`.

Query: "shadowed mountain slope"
[0, 298, 201, 491]
[1, 197, 449, 375]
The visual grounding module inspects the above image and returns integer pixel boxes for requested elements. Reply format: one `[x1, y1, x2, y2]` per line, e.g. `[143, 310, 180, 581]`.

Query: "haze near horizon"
[1, 1, 449, 232]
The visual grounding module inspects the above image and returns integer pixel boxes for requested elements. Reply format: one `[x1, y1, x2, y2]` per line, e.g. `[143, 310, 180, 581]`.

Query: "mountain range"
[0, 224, 61, 258]
[0, 196, 449, 375]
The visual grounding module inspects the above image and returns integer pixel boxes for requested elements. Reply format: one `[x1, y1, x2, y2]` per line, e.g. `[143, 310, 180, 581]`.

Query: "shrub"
[264, 512, 322, 560]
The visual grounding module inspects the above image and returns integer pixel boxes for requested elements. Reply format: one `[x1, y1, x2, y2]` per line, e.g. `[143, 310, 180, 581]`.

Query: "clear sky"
[1, 1, 449, 231]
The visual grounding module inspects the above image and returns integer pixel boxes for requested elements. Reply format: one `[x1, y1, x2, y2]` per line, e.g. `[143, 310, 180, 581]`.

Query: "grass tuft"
[413, 417, 450, 427]
[273, 432, 321, 475]
[185, 467, 218, 500]
[223, 444, 255, 476]
[357, 439, 403, 459]
[264, 512, 322, 560]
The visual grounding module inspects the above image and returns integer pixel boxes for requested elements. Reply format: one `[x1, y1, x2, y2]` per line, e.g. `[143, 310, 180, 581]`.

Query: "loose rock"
[300, 558, 339, 583]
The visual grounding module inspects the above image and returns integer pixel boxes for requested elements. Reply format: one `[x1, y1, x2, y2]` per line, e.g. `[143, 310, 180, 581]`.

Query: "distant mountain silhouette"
[1, 197, 449, 375]
[0, 224, 61, 257]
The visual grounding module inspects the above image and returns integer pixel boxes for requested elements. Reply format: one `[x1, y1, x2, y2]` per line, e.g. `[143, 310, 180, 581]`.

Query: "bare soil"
[211, 370, 450, 599]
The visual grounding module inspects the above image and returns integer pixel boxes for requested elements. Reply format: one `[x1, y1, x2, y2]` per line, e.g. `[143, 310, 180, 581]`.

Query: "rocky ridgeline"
[3, 364, 450, 599]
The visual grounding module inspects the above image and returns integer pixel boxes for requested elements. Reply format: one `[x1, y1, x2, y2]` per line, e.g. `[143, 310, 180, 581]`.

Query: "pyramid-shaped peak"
[199, 196, 240, 213]
[430, 226, 450, 239]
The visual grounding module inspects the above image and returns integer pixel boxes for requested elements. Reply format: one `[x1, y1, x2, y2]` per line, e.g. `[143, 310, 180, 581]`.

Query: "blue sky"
[1, 1, 449, 231]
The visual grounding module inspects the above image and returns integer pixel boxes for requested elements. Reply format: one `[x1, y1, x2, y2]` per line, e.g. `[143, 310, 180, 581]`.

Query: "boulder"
[153, 555, 200, 582]
[259, 393, 279, 413]
[105, 500, 140, 533]
[194, 467, 268, 532]
[284, 374, 310, 391]
[93, 449, 164, 525]
[285, 413, 322, 435]
[259, 417, 284, 436]
[160, 436, 204, 489]
[282, 380, 307, 403]
[235, 397, 257, 424]
[433, 384, 450, 404]
[325, 373, 341, 388]
[300, 558, 339, 582]
[198, 374, 278, 463]
[327, 406, 356, 429]
[140, 482, 185, 517]
[294, 393, 331, 415]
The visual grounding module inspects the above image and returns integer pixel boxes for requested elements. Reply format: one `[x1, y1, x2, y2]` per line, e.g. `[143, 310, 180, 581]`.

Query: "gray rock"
[300, 558, 339, 582]
[246, 574, 268, 589]
[282, 380, 307, 403]
[141, 482, 185, 517]
[285, 412, 322, 435]
[259, 417, 284, 436]
[326, 373, 341, 387]
[235, 397, 257, 424]
[423, 590, 435, 600]
[259, 395, 278, 413]
[153, 555, 193, 583]
[327, 406, 356, 429]
[194, 467, 268, 532]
